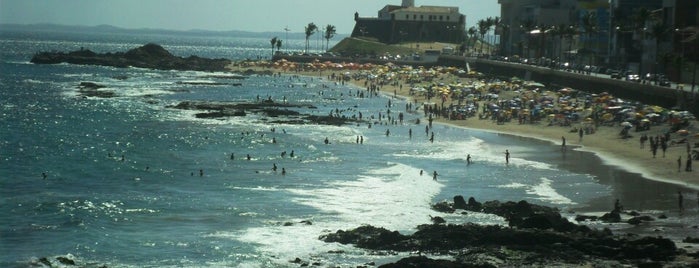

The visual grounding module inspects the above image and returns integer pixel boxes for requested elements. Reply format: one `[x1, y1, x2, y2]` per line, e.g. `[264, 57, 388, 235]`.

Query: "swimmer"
[290, 150, 295, 158]
[42, 172, 47, 179]
[433, 171, 438, 180]
[199, 169, 203, 177]
[273, 163, 278, 172]
[281, 168, 286, 175]
[247, 154, 251, 160]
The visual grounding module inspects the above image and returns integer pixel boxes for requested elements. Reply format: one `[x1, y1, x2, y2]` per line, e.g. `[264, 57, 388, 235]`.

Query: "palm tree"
[632, 7, 651, 75]
[520, 19, 536, 59]
[276, 39, 282, 52]
[648, 21, 669, 78]
[581, 12, 597, 67]
[499, 23, 510, 56]
[304, 22, 317, 53]
[492, 17, 500, 54]
[324, 24, 336, 52]
[477, 19, 489, 55]
[270, 37, 278, 58]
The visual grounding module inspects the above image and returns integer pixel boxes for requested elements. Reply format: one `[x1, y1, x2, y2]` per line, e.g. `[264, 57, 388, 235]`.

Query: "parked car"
[626, 73, 640, 82]
[610, 71, 622, 79]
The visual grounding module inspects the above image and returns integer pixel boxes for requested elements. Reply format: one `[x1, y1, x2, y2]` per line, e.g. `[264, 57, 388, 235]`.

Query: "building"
[351, 0, 466, 44]
[498, 0, 578, 58]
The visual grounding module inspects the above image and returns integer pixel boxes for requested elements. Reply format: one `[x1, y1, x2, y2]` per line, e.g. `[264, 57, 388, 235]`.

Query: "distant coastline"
[0, 23, 349, 39]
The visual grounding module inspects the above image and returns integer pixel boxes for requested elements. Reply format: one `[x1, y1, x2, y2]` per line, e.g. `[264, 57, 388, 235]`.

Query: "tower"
[402, 0, 414, 8]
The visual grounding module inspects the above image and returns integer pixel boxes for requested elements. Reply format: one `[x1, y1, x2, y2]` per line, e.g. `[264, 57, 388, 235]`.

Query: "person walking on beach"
[505, 150, 510, 164]
[409, 128, 412, 139]
[578, 128, 583, 142]
[561, 136, 566, 150]
[429, 132, 434, 143]
[386, 129, 390, 137]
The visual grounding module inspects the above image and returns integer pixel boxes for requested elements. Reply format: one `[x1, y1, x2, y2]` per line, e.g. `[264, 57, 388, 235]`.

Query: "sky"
[0, 0, 501, 34]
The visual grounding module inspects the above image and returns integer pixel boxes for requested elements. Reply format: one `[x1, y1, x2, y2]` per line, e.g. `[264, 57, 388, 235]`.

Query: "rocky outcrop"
[31, 43, 231, 72]
[169, 100, 361, 126]
[320, 198, 684, 267]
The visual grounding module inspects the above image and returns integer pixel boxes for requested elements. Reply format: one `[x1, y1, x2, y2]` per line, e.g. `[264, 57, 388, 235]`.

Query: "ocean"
[1, 28, 697, 267]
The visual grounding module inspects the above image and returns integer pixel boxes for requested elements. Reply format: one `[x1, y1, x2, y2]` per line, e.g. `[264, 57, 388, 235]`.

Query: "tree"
[467, 26, 478, 50]
[324, 24, 336, 51]
[520, 19, 536, 59]
[477, 19, 489, 55]
[581, 12, 597, 67]
[632, 7, 651, 75]
[304, 22, 318, 53]
[276, 39, 282, 52]
[270, 37, 278, 58]
[648, 21, 669, 77]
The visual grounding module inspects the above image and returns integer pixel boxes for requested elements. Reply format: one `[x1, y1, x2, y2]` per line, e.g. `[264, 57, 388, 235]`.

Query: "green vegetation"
[329, 37, 417, 56]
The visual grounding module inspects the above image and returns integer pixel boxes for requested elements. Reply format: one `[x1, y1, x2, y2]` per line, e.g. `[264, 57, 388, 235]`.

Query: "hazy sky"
[0, 0, 500, 34]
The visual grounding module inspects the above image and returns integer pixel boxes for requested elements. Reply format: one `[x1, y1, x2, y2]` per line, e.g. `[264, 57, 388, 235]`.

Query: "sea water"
[1, 29, 697, 267]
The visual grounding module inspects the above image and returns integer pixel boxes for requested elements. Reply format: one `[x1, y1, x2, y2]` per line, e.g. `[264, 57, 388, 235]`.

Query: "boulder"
[453, 195, 467, 209]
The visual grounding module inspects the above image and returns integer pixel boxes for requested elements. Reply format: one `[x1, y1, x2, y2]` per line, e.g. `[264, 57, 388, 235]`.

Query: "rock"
[318, 225, 406, 250]
[683, 236, 699, 244]
[378, 256, 464, 268]
[575, 215, 599, 222]
[431, 201, 455, 213]
[79, 81, 105, 89]
[627, 215, 654, 225]
[430, 215, 446, 224]
[299, 220, 313, 225]
[31, 43, 231, 72]
[466, 197, 483, 211]
[56, 256, 76, 265]
[453, 195, 467, 209]
[600, 211, 621, 223]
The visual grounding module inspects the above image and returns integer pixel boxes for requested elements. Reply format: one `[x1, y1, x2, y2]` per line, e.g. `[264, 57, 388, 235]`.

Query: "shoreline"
[228, 63, 699, 191]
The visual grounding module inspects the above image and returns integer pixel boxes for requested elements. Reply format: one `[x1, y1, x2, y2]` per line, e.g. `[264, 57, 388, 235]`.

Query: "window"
[414, 14, 417, 20]
[406, 14, 409, 20]
[447, 16, 450, 21]
[440, 15, 443, 21]
[420, 15, 423, 20]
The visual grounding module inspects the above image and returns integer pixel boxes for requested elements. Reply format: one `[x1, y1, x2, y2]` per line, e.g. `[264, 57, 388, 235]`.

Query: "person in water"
[432, 170, 438, 180]
[505, 150, 510, 164]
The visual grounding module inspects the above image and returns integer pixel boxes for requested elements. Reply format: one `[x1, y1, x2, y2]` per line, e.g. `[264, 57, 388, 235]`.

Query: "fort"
[350, 0, 465, 44]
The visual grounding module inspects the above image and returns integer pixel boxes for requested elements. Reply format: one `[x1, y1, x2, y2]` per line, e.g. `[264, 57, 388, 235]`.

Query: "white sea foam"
[227, 162, 443, 265]
[394, 137, 555, 170]
[497, 177, 575, 205]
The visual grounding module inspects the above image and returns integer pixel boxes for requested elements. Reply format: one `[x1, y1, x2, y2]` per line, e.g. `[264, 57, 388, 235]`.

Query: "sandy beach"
[229, 62, 699, 190]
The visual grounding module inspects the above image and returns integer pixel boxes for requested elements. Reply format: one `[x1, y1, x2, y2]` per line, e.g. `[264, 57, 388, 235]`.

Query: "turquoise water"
[1, 29, 696, 267]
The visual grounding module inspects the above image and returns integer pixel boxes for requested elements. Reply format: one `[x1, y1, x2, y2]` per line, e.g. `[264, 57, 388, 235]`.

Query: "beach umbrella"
[621, 121, 632, 127]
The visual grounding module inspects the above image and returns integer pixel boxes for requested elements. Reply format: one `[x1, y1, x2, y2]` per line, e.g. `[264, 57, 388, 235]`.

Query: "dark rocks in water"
[683, 236, 699, 243]
[77, 82, 115, 98]
[79, 81, 105, 89]
[378, 256, 465, 268]
[575, 215, 599, 222]
[31, 43, 231, 72]
[627, 215, 654, 225]
[56, 256, 75, 265]
[600, 211, 621, 223]
[430, 215, 446, 224]
[321, 199, 681, 266]
[431, 201, 455, 213]
[453, 195, 467, 210]
[466, 197, 482, 211]
[242, 68, 275, 76]
[169, 100, 356, 125]
[319, 225, 406, 250]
